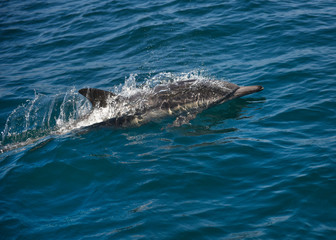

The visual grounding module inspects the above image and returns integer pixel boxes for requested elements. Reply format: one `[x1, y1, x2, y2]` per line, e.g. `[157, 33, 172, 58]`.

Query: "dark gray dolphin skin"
[79, 79, 263, 127]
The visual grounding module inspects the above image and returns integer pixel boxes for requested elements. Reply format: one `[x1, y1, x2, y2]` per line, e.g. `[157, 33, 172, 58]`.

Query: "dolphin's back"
[149, 79, 239, 110]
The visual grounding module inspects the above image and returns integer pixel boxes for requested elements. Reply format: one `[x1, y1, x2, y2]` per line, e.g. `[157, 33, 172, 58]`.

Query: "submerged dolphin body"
[79, 79, 263, 127]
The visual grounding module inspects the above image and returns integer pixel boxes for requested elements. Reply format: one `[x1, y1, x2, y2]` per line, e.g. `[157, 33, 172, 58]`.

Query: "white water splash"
[0, 88, 90, 153]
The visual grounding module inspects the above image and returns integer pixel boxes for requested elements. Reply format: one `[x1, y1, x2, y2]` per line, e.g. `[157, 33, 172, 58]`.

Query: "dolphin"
[78, 79, 263, 127]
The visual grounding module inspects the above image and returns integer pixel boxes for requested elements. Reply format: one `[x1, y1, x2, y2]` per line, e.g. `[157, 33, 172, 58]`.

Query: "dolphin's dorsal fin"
[79, 88, 116, 108]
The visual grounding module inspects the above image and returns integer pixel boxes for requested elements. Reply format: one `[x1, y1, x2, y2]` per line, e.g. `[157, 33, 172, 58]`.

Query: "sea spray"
[0, 89, 90, 152]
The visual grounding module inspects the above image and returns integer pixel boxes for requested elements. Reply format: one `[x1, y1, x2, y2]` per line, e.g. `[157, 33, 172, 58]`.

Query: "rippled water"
[1, 0, 336, 239]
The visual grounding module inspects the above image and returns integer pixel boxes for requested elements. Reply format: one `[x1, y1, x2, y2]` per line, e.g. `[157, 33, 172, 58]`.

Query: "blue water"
[1, 0, 336, 239]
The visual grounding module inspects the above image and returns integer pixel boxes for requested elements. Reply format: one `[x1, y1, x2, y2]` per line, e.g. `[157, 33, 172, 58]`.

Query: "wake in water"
[0, 88, 91, 153]
[0, 71, 211, 153]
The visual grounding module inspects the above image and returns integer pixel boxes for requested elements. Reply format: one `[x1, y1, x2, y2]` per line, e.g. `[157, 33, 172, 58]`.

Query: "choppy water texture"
[1, 0, 336, 239]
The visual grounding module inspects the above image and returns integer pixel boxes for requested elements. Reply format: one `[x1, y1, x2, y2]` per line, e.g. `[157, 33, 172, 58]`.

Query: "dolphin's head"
[210, 82, 263, 105]
[153, 79, 263, 108]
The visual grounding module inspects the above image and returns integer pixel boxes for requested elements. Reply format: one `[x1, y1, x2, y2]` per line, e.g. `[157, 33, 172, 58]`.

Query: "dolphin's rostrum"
[79, 79, 263, 127]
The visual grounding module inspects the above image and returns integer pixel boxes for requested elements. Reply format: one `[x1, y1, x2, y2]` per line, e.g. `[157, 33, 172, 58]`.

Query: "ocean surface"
[1, 0, 336, 239]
